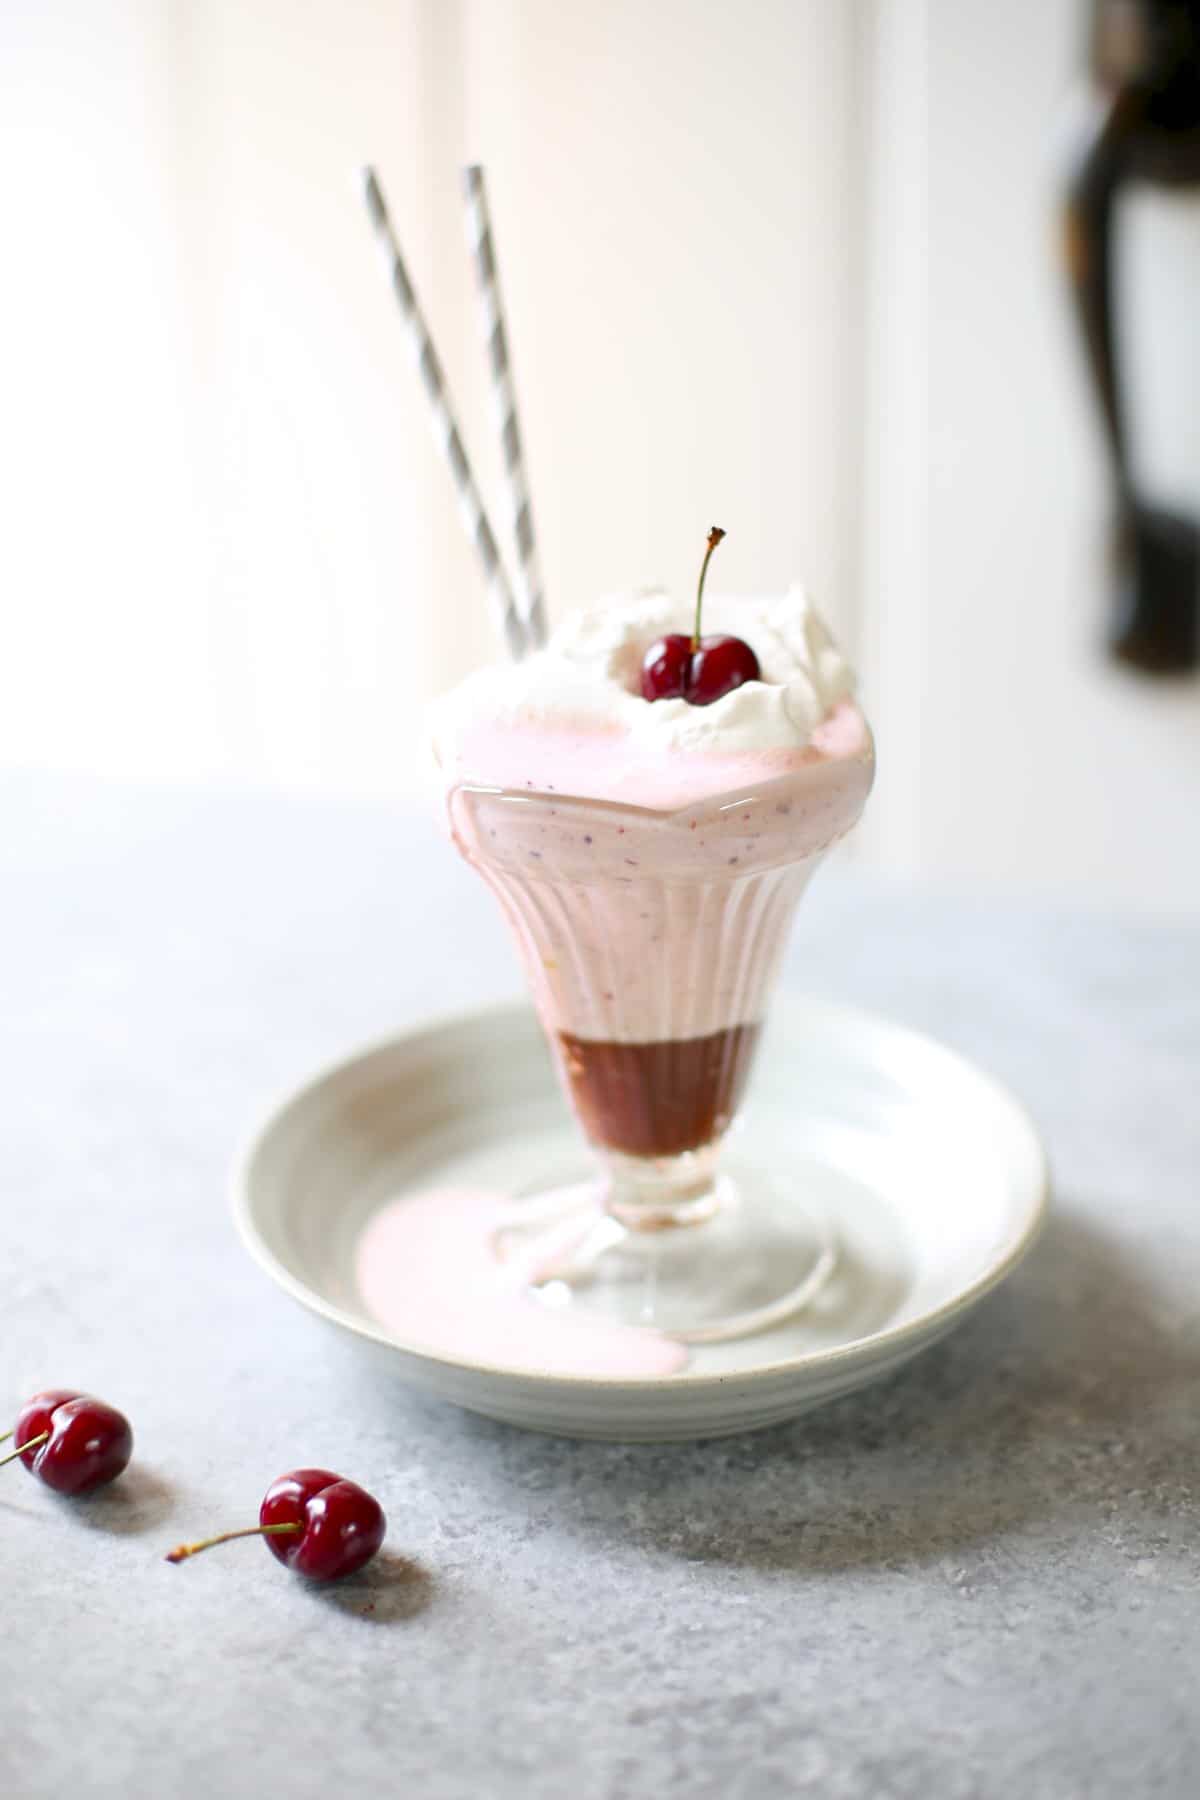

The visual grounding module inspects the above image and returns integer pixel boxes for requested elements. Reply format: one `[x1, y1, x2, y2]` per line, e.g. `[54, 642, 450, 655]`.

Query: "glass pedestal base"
[492, 1152, 837, 1345]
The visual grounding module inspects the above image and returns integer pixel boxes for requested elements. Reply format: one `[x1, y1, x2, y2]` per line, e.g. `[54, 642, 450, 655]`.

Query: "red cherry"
[641, 527, 760, 706]
[687, 634, 761, 706]
[641, 633, 691, 700]
[259, 1469, 386, 1581]
[166, 1468, 386, 1583]
[0, 1390, 133, 1495]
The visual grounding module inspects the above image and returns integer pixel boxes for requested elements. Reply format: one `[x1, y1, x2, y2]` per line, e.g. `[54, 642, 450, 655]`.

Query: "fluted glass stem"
[600, 1143, 725, 1230]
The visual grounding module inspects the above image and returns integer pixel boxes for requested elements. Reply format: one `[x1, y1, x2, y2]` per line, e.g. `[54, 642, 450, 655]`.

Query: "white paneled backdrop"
[3, 0, 1199, 916]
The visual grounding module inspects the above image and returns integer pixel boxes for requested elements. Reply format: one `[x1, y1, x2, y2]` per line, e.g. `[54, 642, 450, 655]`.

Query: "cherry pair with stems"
[640, 527, 760, 705]
[2, 1389, 385, 1584]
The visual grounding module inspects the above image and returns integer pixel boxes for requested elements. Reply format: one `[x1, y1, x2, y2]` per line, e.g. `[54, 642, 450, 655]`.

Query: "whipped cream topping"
[432, 586, 856, 761]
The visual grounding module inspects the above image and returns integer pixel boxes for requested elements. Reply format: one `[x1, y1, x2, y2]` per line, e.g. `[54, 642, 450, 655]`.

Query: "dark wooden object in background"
[1064, 0, 1200, 673]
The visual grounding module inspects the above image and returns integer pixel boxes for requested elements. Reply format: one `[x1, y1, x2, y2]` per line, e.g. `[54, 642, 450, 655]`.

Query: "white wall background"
[2, 0, 861, 796]
[3, 0, 1199, 917]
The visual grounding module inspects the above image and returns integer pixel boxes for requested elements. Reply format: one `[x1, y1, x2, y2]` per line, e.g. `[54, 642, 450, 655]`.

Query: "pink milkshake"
[432, 568, 874, 1341]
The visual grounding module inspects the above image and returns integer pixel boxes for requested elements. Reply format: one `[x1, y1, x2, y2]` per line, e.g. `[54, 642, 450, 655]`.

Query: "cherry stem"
[0, 1431, 49, 1469]
[164, 1521, 303, 1565]
[692, 526, 726, 652]
[0, 1428, 12, 1445]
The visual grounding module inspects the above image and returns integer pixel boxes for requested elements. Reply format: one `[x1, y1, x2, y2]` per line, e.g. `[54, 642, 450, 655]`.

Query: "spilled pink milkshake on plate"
[423, 541, 875, 1346]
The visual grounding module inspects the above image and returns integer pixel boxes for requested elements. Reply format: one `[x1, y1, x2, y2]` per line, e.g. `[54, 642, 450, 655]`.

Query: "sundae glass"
[433, 535, 874, 1342]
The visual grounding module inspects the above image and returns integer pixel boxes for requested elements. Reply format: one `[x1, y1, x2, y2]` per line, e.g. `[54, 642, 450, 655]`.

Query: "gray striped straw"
[360, 166, 527, 662]
[462, 165, 547, 651]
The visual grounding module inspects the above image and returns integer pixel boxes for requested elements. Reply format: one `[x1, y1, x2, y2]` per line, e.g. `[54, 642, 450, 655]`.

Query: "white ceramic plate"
[233, 999, 1048, 1441]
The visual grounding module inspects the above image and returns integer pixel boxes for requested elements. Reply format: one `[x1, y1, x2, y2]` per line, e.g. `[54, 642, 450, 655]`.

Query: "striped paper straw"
[462, 165, 547, 651]
[360, 166, 527, 662]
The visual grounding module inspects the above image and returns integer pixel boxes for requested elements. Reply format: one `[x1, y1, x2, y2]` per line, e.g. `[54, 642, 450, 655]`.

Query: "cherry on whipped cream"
[640, 633, 692, 700]
[640, 527, 761, 707]
[687, 634, 760, 705]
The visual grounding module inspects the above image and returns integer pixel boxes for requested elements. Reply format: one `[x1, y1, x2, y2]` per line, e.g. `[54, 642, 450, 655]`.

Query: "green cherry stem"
[0, 1431, 49, 1468]
[165, 1521, 303, 1565]
[691, 526, 727, 651]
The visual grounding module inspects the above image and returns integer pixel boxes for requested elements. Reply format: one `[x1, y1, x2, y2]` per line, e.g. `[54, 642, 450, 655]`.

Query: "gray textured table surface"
[2, 773, 1198, 1800]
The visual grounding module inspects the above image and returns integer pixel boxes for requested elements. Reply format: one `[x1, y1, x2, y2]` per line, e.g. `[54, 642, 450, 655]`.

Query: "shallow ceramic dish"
[233, 998, 1048, 1441]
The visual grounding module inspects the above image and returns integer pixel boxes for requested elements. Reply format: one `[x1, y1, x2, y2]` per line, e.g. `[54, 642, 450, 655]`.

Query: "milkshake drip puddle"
[355, 1188, 690, 1378]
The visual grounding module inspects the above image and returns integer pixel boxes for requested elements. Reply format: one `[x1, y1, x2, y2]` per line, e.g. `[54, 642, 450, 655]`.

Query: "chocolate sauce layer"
[557, 1023, 761, 1158]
